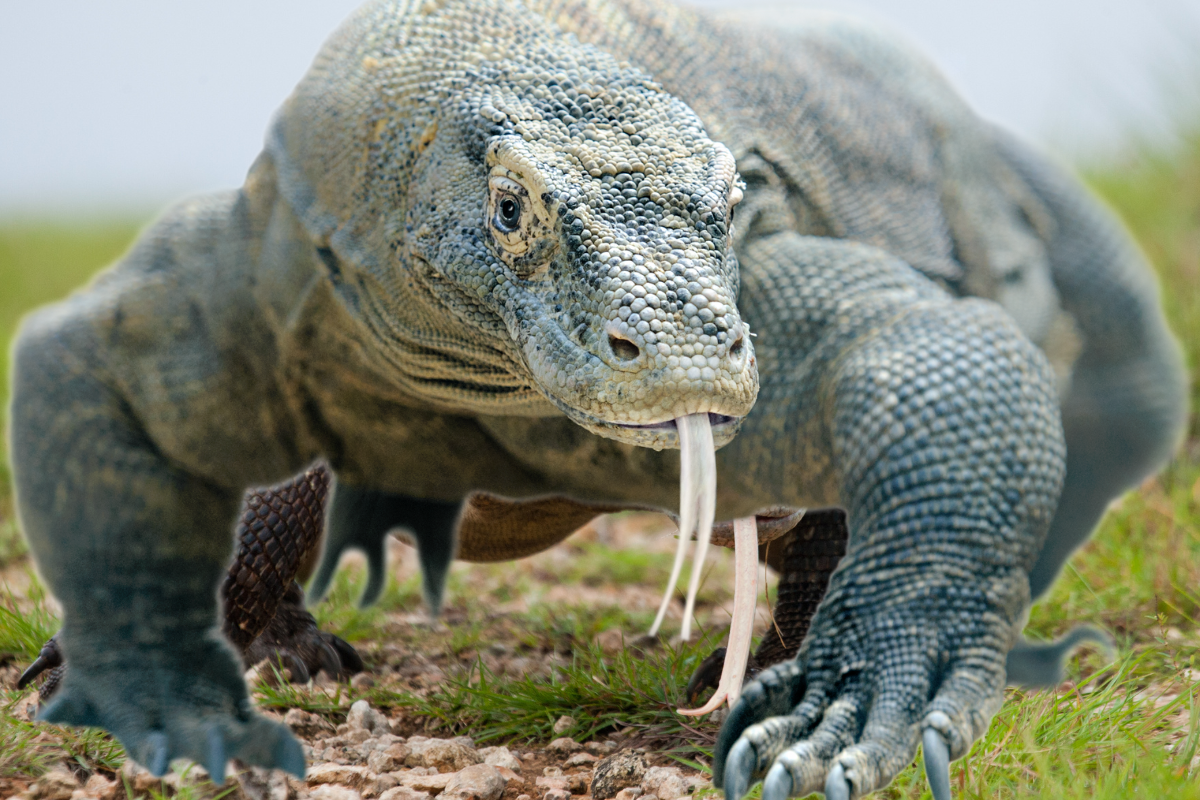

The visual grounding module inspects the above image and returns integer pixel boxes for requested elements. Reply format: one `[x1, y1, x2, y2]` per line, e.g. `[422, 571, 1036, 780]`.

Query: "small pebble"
[548, 737, 583, 754]
[565, 752, 599, 766]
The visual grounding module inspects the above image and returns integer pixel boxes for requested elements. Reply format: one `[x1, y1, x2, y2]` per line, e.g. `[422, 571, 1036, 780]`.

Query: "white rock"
[235, 763, 292, 800]
[407, 739, 481, 772]
[119, 761, 159, 794]
[641, 767, 700, 800]
[547, 737, 582, 754]
[365, 773, 399, 798]
[378, 788, 432, 800]
[368, 744, 412, 774]
[565, 752, 599, 767]
[286, 708, 335, 737]
[441, 765, 505, 800]
[307, 764, 373, 790]
[348, 701, 389, 734]
[32, 768, 79, 800]
[477, 747, 521, 772]
[552, 716, 576, 735]
[311, 786, 363, 800]
[398, 770, 454, 794]
[82, 774, 118, 800]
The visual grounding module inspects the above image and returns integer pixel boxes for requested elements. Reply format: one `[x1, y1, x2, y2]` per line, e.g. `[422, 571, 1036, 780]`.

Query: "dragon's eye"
[495, 194, 522, 232]
[486, 170, 554, 276]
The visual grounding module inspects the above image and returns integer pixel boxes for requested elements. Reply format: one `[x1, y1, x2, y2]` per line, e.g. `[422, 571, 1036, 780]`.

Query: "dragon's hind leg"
[993, 131, 1189, 599]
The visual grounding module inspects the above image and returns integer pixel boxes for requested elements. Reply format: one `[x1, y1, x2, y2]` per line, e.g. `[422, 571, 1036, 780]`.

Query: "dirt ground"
[1, 512, 774, 800]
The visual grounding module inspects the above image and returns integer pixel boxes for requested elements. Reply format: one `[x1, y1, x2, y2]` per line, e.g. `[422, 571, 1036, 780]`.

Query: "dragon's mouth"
[612, 413, 739, 431]
[542, 388, 745, 450]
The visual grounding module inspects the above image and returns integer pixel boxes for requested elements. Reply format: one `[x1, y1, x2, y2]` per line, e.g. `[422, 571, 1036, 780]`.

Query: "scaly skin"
[8, 0, 1185, 796]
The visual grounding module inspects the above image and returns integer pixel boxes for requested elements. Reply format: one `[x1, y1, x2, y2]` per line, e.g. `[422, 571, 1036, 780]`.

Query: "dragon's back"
[493, 0, 1065, 351]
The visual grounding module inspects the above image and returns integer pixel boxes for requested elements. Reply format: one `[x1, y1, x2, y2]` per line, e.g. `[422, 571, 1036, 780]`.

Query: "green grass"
[1, 126, 1199, 797]
[0, 571, 59, 661]
[0, 220, 145, 524]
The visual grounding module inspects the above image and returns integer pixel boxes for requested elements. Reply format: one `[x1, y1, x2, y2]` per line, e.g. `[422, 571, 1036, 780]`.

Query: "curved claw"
[824, 763, 850, 800]
[923, 728, 952, 800]
[144, 731, 171, 777]
[684, 648, 728, 704]
[275, 730, 307, 779]
[762, 763, 793, 800]
[321, 632, 365, 675]
[713, 661, 807, 786]
[206, 726, 228, 785]
[17, 636, 63, 690]
[723, 738, 756, 800]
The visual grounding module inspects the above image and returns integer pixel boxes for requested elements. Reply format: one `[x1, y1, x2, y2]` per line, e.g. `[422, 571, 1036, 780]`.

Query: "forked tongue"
[645, 413, 760, 714]
[648, 413, 716, 640]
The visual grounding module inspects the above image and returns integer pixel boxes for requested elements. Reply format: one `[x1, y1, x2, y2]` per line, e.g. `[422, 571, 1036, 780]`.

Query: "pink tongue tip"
[677, 515, 758, 716]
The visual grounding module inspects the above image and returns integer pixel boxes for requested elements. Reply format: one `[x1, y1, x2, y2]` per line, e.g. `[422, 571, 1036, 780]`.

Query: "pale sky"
[1, 0, 1197, 217]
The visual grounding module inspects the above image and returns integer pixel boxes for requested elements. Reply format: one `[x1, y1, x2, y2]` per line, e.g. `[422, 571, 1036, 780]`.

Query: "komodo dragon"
[7, 0, 1186, 798]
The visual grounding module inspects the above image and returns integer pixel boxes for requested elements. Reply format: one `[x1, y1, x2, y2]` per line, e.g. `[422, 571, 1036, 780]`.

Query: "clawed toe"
[823, 764, 850, 800]
[17, 636, 63, 691]
[684, 647, 728, 704]
[244, 582, 363, 682]
[922, 728, 951, 800]
[206, 726, 228, 784]
[761, 763, 793, 800]
[723, 739, 756, 800]
[18, 636, 68, 705]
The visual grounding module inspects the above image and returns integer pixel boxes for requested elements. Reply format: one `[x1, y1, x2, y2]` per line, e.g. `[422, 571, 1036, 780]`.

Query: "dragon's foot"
[714, 598, 1008, 800]
[19, 584, 363, 705]
[36, 633, 305, 782]
[243, 582, 363, 683]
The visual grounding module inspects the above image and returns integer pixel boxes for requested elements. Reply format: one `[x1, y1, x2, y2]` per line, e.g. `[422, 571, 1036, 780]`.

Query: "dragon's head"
[270, 0, 758, 450]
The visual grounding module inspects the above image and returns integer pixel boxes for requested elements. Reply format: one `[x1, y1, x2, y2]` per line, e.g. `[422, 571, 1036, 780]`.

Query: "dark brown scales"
[217, 465, 848, 675]
[754, 509, 848, 667]
[222, 465, 331, 650]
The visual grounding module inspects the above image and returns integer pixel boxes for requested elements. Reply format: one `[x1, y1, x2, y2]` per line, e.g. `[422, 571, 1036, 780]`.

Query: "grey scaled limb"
[9, 316, 305, 780]
[308, 483, 460, 614]
[716, 234, 1066, 798]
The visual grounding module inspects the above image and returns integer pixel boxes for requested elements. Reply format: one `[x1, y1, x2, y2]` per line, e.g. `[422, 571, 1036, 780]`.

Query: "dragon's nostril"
[729, 334, 745, 357]
[609, 334, 642, 362]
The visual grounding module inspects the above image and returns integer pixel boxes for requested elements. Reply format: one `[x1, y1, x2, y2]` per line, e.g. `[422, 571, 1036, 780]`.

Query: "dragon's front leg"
[716, 234, 1066, 799]
[10, 310, 306, 782]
